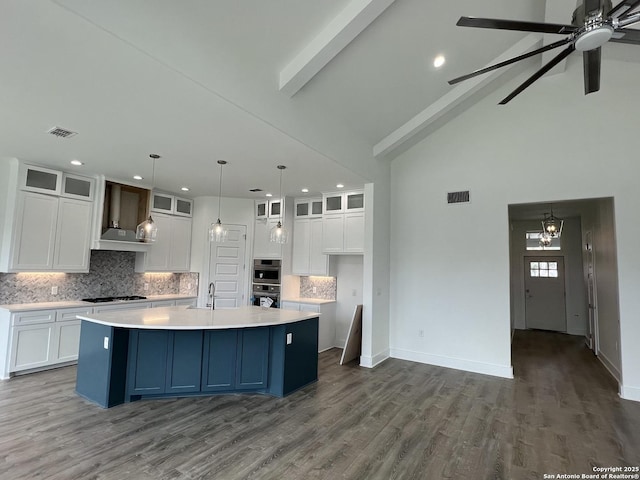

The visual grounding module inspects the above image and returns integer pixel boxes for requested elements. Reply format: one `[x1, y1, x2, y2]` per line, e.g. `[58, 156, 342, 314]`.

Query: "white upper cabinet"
[150, 191, 193, 217]
[61, 173, 95, 201]
[53, 197, 93, 271]
[19, 164, 62, 196]
[253, 218, 282, 259]
[294, 197, 322, 218]
[321, 190, 364, 254]
[136, 213, 192, 272]
[255, 199, 284, 220]
[293, 215, 329, 275]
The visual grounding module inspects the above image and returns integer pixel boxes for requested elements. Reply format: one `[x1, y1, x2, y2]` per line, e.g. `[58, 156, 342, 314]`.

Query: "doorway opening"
[508, 197, 622, 387]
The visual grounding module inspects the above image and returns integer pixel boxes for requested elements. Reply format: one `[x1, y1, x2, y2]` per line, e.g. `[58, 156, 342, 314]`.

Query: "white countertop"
[77, 305, 321, 330]
[281, 298, 336, 305]
[0, 294, 197, 312]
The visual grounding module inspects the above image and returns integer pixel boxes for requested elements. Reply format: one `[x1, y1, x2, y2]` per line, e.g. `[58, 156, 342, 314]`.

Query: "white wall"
[510, 218, 588, 335]
[390, 53, 640, 399]
[190, 196, 255, 307]
[334, 255, 364, 347]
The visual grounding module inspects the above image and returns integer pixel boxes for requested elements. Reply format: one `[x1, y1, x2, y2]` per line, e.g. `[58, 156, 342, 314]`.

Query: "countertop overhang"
[77, 305, 321, 330]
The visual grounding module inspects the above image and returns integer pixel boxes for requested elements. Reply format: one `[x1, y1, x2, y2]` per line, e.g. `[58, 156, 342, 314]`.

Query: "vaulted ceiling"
[1, 0, 634, 199]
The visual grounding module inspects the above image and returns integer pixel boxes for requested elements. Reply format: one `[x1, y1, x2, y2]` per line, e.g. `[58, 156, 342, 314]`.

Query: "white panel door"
[169, 216, 192, 271]
[11, 192, 58, 270]
[292, 219, 311, 274]
[53, 197, 92, 271]
[210, 225, 247, 309]
[524, 257, 566, 332]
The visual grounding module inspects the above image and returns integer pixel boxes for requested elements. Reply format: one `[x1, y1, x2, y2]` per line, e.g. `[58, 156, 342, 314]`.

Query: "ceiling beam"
[279, 0, 396, 97]
[373, 34, 543, 159]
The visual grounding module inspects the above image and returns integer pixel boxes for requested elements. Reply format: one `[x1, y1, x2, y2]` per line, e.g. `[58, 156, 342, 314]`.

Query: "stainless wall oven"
[252, 259, 281, 308]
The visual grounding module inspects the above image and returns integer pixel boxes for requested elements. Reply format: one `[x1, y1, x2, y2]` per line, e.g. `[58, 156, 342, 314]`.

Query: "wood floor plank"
[0, 330, 639, 479]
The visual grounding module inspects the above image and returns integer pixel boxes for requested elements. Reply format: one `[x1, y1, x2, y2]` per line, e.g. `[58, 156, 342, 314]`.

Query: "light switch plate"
[286, 333, 292, 345]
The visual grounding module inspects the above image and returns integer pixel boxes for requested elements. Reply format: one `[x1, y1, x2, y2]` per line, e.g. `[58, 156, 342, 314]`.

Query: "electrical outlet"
[51, 286, 58, 295]
[352, 289, 357, 296]
[286, 333, 293, 345]
[103, 337, 109, 350]
[144, 283, 149, 291]
[312, 286, 317, 294]
[188, 283, 192, 289]
[419, 330, 424, 338]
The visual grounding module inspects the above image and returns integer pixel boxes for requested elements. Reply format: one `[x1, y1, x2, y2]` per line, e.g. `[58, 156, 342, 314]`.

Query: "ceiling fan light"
[575, 25, 614, 51]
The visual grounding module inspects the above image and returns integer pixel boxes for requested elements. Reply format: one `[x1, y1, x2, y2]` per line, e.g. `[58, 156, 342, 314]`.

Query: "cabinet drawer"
[12, 310, 56, 326]
[56, 308, 93, 322]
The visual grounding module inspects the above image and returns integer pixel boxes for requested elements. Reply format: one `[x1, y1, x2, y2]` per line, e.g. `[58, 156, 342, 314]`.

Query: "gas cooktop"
[82, 295, 147, 303]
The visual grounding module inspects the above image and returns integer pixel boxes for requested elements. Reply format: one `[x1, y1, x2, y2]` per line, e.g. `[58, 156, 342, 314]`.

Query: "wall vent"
[447, 190, 470, 204]
[249, 188, 263, 192]
[46, 126, 78, 138]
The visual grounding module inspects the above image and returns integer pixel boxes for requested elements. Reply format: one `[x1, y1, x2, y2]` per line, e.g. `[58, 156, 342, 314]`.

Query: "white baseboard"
[620, 385, 640, 403]
[598, 351, 621, 382]
[360, 349, 390, 368]
[389, 348, 514, 379]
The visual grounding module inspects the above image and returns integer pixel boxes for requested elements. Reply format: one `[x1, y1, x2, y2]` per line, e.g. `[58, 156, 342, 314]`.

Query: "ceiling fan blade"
[608, 0, 640, 18]
[448, 38, 573, 85]
[583, 48, 601, 94]
[457, 16, 578, 34]
[499, 44, 576, 105]
[611, 26, 640, 44]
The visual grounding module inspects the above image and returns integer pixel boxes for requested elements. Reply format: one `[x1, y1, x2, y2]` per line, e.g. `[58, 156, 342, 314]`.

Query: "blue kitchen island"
[75, 306, 319, 408]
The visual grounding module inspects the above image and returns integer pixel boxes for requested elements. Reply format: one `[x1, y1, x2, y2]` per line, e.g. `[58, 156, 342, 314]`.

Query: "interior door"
[209, 225, 247, 309]
[584, 231, 598, 354]
[524, 256, 566, 332]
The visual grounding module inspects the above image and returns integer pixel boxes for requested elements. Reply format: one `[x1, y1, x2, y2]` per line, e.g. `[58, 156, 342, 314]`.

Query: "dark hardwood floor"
[1, 330, 639, 480]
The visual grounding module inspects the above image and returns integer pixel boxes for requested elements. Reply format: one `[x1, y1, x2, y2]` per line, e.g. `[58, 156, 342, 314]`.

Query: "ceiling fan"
[449, 0, 640, 104]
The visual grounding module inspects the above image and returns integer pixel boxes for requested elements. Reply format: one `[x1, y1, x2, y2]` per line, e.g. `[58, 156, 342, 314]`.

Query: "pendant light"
[136, 154, 159, 243]
[209, 160, 228, 242]
[270, 165, 288, 244]
[542, 205, 563, 238]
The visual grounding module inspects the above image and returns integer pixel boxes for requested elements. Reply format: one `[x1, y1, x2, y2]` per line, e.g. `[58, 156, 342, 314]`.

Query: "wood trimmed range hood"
[91, 176, 152, 252]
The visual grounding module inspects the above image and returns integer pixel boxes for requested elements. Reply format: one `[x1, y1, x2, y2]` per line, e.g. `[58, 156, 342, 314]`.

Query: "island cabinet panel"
[235, 327, 270, 390]
[269, 317, 319, 397]
[201, 329, 238, 392]
[165, 330, 203, 394]
[128, 330, 203, 396]
[128, 330, 168, 395]
[75, 321, 129, 408]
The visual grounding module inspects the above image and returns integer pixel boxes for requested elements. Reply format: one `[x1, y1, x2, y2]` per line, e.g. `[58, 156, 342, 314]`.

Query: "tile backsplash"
[0, 250, 198, 305]
[299, 276, 336, 300]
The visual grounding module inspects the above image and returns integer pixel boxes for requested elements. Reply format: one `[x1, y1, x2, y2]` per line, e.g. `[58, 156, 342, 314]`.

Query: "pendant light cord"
[278, 167, 283, 224]
[217, 162, 223, 220]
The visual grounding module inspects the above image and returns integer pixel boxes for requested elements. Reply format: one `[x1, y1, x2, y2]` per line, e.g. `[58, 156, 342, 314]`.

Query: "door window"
[530, 261, 558, 278]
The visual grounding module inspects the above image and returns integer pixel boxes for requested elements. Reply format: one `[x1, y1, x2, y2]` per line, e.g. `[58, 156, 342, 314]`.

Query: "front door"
[208, 225, 247, 309]
[524, 256, 566, 332]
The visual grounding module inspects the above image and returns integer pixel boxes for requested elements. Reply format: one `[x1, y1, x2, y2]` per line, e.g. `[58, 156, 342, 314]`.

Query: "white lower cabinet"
[10, 323, 55, 372]
[280, 301, 336, 352]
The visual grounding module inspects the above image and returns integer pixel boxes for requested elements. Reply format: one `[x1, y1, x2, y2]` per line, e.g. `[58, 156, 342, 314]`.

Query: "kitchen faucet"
[207, 282, 215, 310]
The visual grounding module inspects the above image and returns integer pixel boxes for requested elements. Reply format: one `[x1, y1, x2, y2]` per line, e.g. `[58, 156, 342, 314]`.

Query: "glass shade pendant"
[136, 154, 159, 243]
[136, 215, 158, 242]
[270, 165, 288, 244]
[209, 160, 228, 242]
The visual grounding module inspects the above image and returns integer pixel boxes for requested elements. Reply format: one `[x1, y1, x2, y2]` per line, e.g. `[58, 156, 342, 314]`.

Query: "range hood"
[92, 178, 152, 252]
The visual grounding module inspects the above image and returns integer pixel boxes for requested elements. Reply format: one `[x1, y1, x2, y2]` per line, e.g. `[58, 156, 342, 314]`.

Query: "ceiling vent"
[46, 126, 78, 138]
[447, 190, 470, 204]
[249, 188, 263, 192]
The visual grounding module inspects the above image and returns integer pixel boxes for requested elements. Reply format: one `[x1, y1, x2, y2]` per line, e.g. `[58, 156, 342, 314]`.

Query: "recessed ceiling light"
[70, 159, 83, 166]
[301, 188, 309, 193]
[433, 55, 446, 68]
[266, 193, 273, 197]
[336, 184, 344, 189]
[181, 187, 189, 192]
[133, 175, 143, 180]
